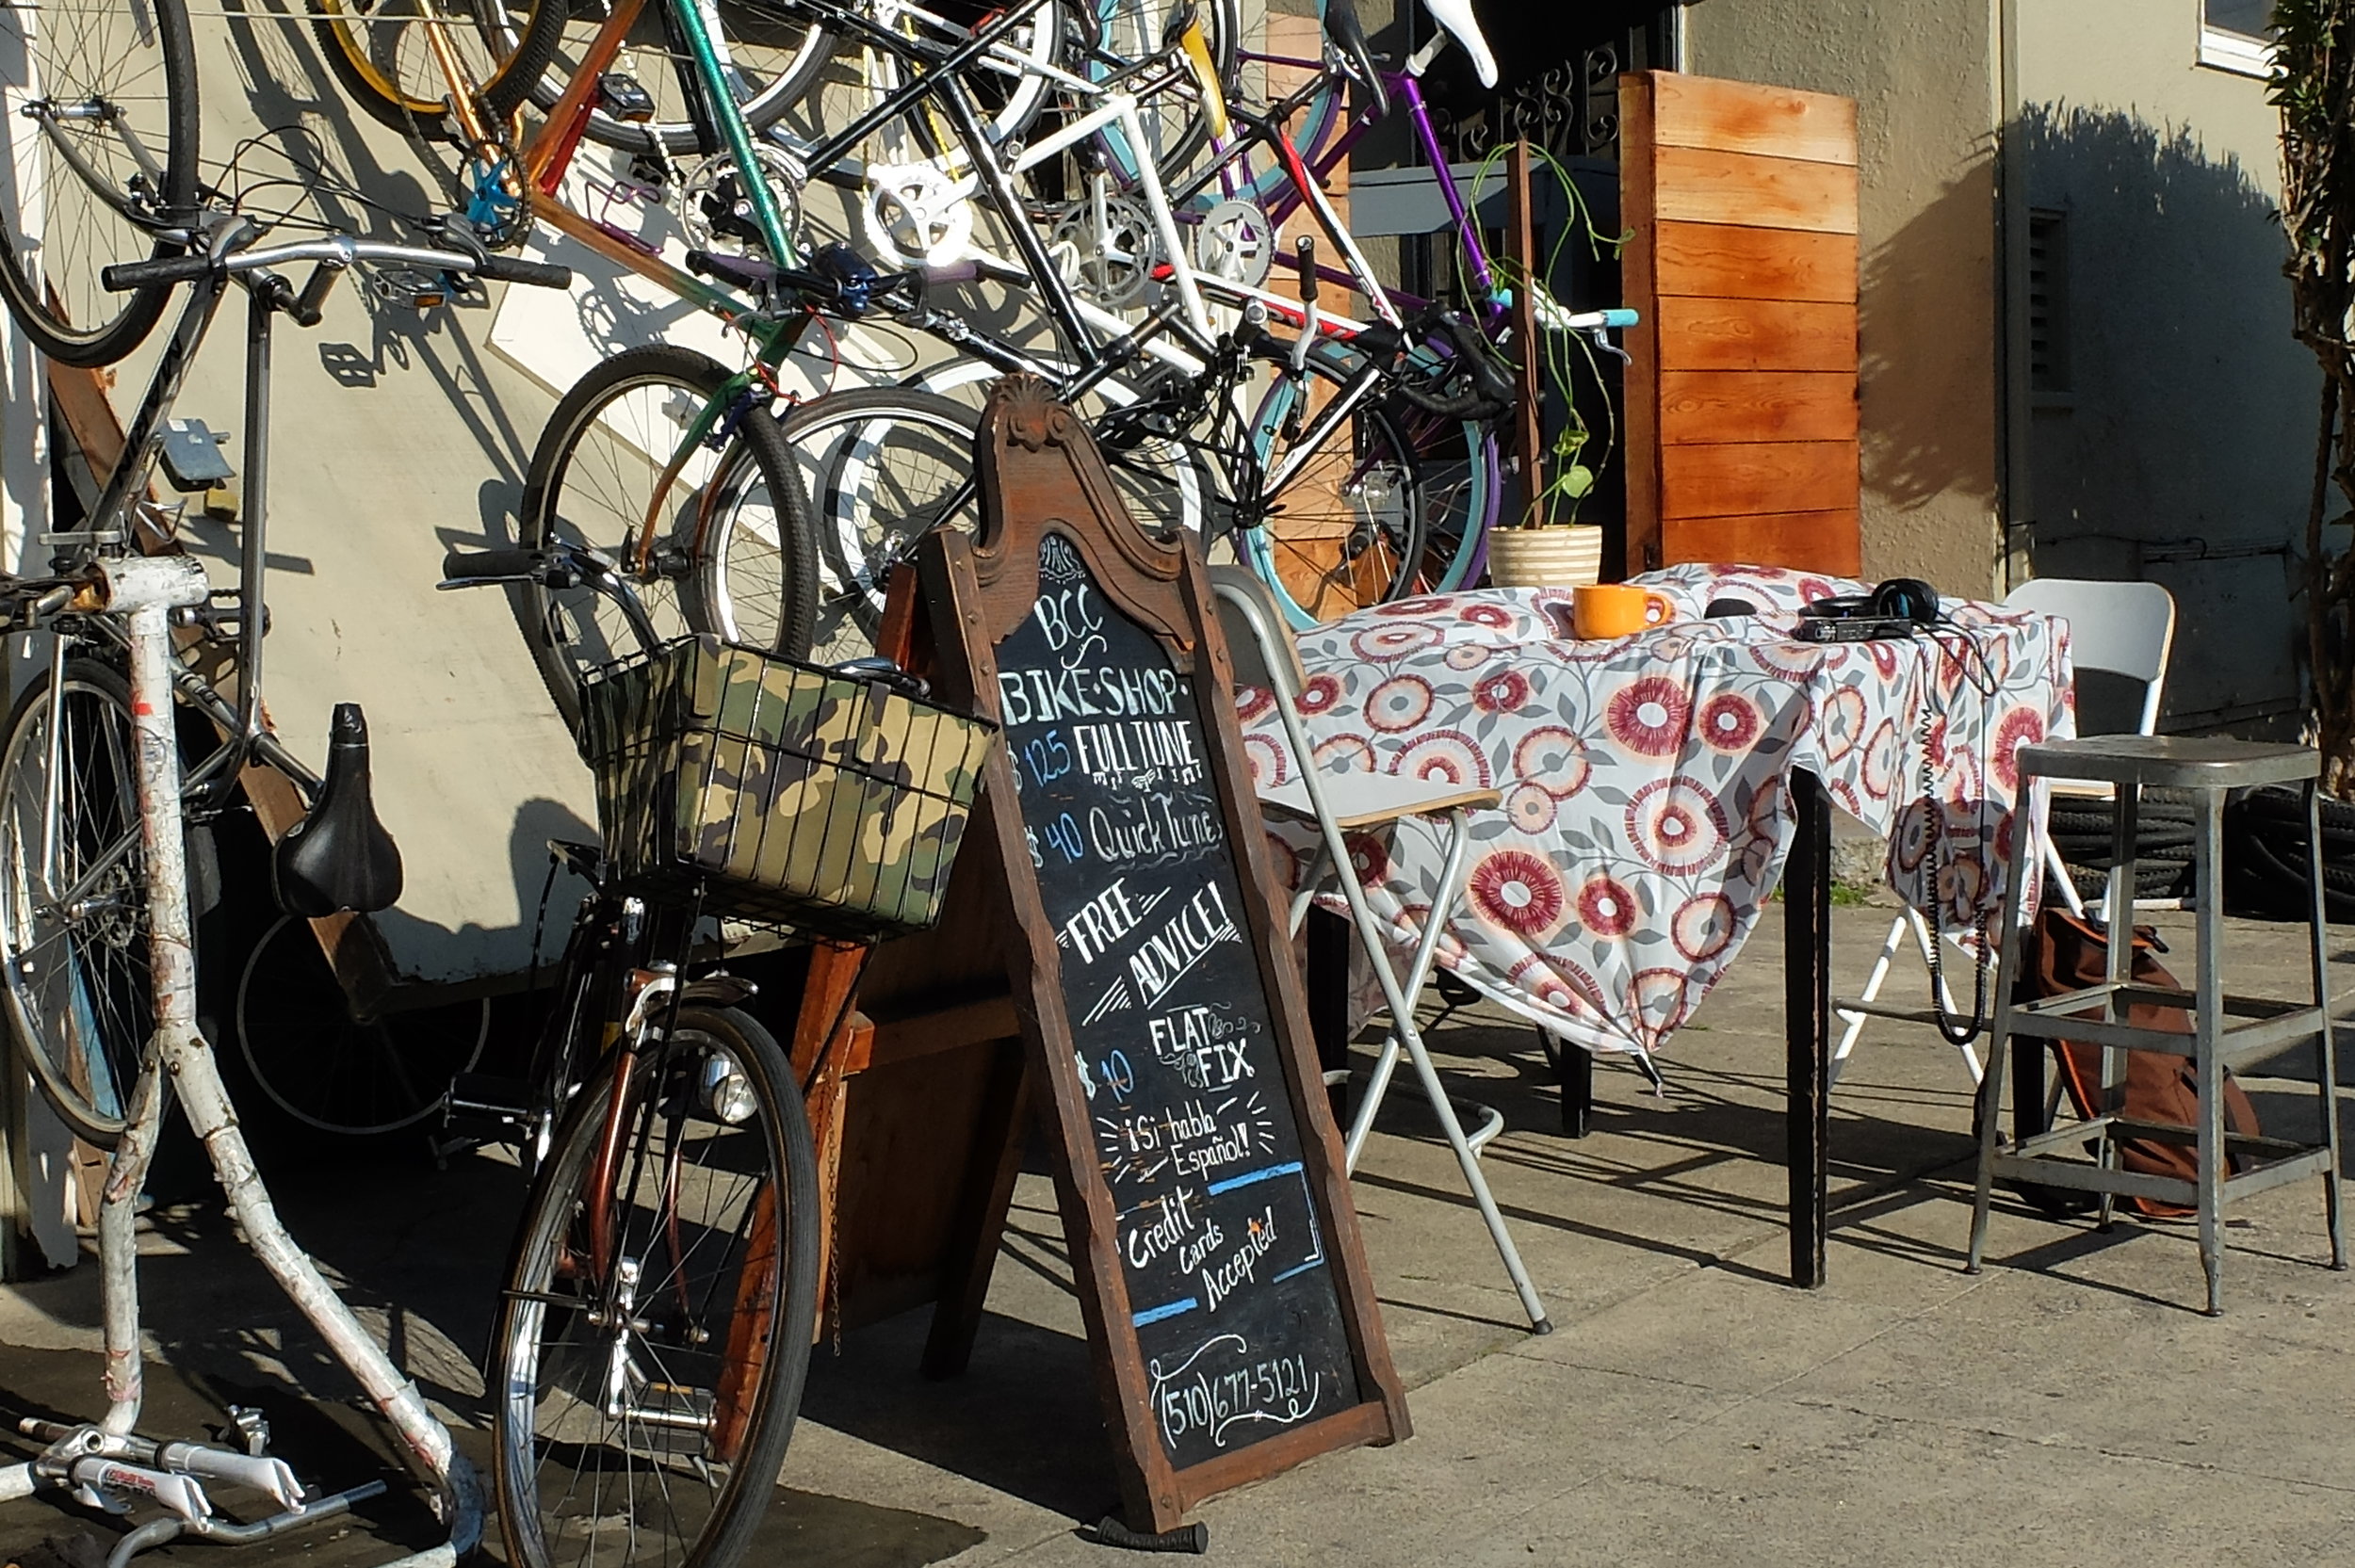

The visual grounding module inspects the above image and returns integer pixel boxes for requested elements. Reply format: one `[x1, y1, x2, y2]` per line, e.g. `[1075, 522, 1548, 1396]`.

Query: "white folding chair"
[1209, 567, 1550, 1333]
[1830, 578, 2176, 1088]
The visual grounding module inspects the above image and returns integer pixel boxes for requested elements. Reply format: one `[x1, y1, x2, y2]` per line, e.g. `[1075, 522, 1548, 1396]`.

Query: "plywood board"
[1648, 72, 1858, 166]
[1656, 298, 1858, 374]
[1660, 441, 1859, 520]
[1654, 221, 1858, 303]
[1658, 372, 1860, 445]
[1648, 146, 1859, 234]
[1664, 511, 1862, 575]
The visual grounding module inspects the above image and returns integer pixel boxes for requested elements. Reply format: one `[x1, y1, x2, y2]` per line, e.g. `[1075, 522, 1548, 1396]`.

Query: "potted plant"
[1485, 420, 1605, 588]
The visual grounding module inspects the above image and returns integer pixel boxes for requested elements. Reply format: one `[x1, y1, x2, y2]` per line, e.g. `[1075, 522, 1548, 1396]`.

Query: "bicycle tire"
[234, 915, 489, 1138]
[310, 0, 563, 135]
[0, 658, 150, 1147]
[1082, 0, 1239, 186]
[0, 0, 199, 366]
[517, 0, 841, 157]
[1235, 340, 1435, 625]
[1214, 0, 1344, 212]
[906, 354, 1213, 547]
[516, 345, 820, 730]
[772, 386, 982, 664]
[492, 1003, 819, 1568]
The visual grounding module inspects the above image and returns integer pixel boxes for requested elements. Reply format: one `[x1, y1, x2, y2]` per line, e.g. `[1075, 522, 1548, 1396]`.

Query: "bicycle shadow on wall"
[357, 794, 599, 990]
[211, 0, 540, 494]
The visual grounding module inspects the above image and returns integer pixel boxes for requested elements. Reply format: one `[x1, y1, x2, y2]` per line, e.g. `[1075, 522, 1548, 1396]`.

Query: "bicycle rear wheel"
[0, 658, 149, 1148]
[1238, 342, 1433, 625]
[517, 345, 819, 729]
[1078, 0, 1237, 186]
[0, 0, 198, 365]
[772, 387, 982, 664]
[492, 1004, 819, 1568]
[235, 915, 489, 1137]
[519, 0, 836, 156]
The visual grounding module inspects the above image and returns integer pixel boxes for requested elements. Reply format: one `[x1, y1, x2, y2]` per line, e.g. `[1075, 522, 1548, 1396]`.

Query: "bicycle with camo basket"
[432, 530, 996, 1568]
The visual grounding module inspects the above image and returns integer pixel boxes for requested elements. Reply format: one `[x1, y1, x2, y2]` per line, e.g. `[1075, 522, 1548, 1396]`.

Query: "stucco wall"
[1688, 0, 2006, 598]
[2013, 0, 2310, 730]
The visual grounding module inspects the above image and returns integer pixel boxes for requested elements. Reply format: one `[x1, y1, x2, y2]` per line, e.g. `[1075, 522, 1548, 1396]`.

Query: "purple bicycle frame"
[1223, 51, 1506, 326]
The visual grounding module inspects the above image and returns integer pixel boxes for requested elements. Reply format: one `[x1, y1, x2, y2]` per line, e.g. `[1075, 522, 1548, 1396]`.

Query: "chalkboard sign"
[906, 378, 1406, 1532]
[997, 532, 1362, 1468]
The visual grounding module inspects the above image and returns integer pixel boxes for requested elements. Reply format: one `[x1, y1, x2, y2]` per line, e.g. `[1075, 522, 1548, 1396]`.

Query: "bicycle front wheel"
[517, 345, 819, 729]
[0, 658, 149, 1147]
[311, 0, 561, 135]
[0, 0, 199, 365]
[492, 1004, 820, 1568]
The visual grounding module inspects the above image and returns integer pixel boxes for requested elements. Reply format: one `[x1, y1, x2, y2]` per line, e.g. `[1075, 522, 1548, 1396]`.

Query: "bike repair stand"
[0, 556, 482, 1568]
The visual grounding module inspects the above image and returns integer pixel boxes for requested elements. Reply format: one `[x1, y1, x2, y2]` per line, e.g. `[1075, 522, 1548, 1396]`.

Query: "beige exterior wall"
[2011, 0, 2309, 730]
[1686, 0, 2006, 597]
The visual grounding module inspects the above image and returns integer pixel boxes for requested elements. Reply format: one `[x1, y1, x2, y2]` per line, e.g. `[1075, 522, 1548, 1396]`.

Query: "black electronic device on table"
[1795, 576, 1942, 641]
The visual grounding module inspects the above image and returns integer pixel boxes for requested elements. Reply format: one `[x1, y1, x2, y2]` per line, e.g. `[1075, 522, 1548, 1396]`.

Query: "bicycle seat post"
[235, 277, 276, 750]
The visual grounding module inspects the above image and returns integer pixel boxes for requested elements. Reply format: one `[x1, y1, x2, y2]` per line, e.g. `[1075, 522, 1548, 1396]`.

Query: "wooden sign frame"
[879, 377, 1408, 1529]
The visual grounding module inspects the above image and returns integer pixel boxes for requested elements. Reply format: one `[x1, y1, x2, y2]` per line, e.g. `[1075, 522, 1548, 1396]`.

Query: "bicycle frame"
[0, 555, 484, 1560]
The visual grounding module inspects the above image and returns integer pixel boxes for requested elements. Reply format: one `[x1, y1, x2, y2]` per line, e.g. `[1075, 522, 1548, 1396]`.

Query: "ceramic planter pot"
[1484, 526, 1604, 588]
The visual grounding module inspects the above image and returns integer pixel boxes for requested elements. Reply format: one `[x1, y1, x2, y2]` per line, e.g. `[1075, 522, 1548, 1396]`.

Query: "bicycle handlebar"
[102, 236, 573, 293]
[439, 547, 543, 583]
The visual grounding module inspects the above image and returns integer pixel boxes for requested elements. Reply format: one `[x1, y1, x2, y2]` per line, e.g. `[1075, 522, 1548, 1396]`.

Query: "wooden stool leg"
[2305, 781, 2347, 1270]
[2195, 788, 2227, 1315]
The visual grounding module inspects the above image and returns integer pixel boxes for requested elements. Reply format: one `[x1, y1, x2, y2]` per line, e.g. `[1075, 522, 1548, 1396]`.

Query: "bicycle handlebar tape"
[1092, 1517, 1210, 1555]
[476, 254, 573, 289]
[441, 546, 543, 582]
[102, 252, 215, 292]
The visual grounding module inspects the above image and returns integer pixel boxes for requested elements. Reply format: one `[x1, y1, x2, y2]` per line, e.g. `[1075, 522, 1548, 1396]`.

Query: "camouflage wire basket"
[577, 637, 996, 938]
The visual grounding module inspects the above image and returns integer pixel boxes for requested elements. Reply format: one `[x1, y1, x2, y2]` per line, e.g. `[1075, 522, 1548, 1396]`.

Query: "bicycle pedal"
[446, 1072, 534, 1142]
[597, 73, 658, 124]
[157, 418, 235, 492]
[627, 1383, 715, 1455]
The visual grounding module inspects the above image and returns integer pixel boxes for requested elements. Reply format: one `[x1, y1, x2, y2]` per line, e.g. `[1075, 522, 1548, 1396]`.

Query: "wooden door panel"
[1622, 72, 1862, 576]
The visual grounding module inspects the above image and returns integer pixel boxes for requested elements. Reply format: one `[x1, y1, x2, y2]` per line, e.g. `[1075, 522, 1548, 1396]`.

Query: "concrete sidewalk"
[2, 900, 2349, 1565]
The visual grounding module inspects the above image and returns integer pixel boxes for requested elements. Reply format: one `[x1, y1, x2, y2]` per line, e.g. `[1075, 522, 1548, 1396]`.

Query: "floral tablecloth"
[1235, 564, 2078, 1060]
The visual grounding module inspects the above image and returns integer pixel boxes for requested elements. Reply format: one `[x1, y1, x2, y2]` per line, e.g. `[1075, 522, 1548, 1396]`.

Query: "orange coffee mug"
[1572, 584, 1676, 639]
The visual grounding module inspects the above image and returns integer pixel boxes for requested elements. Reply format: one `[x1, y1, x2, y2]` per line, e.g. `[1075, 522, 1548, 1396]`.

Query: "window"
[2028, 210, 2070, 399]
[2201, 0, 2275, 76]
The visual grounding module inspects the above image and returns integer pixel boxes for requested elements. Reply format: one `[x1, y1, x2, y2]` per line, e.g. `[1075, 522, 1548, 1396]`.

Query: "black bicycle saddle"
[272, 703, 404, 918]
[1322, 0, 1389, 119]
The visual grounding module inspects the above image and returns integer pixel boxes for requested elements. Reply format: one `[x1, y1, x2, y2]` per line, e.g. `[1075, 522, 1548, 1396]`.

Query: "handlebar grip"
[1294, 235, 1318, 305]
[1599, 308, 1639, 330]
[102, 252, 212, 292]
[919, 260, 978, 285]
[441, 546, 543, 582]
[475, 254, 573, 289]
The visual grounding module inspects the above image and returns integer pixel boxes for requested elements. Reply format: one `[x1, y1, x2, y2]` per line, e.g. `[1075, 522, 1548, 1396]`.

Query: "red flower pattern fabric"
[1238, 563, 2075, 1061]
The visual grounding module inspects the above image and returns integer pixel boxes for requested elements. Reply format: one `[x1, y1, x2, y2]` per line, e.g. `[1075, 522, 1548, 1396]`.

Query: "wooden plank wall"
[1620, 72, 1861, 575]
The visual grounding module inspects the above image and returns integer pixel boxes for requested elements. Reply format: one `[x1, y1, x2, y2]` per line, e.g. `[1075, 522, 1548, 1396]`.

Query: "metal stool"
[1966, 736, 2347, 1314]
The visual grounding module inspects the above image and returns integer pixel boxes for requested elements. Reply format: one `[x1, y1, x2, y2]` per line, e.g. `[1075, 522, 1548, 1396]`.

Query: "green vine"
[1458, 144, 1632, 526]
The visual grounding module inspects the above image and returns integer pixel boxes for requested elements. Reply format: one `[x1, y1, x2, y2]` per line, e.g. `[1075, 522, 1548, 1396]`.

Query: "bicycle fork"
[9, 553, 485, 1565]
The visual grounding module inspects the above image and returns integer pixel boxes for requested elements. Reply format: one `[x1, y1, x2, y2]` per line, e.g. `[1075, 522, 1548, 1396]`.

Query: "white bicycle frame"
[0, 555, 480, 1566]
